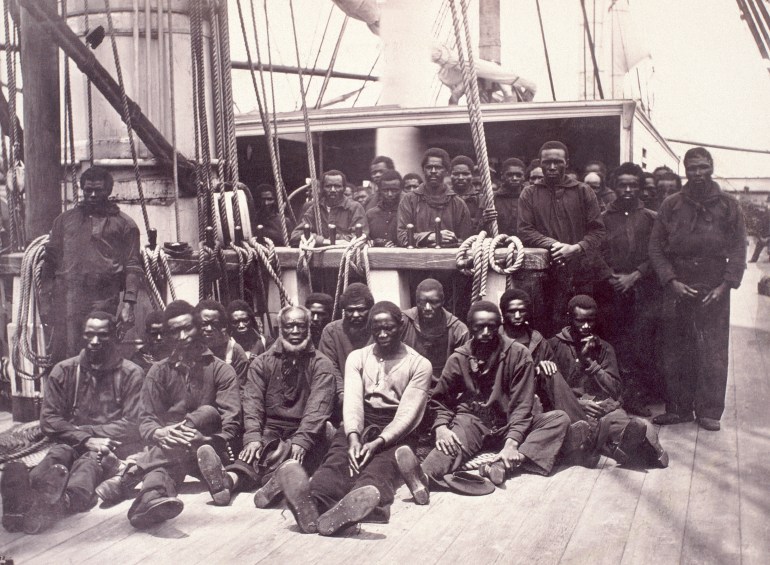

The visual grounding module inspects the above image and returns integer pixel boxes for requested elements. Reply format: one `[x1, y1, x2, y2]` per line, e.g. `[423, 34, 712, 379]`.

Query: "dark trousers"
[309, 427, 408, 514]
[30, 444, 103, 512]
[130, 406, 224, 513]
[660, 290, 731, 420]
[225, 423, 328, 490]
[421, 411, 569, 481]
[750, 236, 767, 262]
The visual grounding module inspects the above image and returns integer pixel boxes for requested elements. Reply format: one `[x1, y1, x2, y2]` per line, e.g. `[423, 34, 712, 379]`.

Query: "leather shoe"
[604, 418, 647, 465]
[96, 463, 142, 505]
[128, 496, 184, 529]
[395, 446, 429, 505]
[24, 464, 69, 535]
[652, 412, 695, 426]
[277, 460, 319, 534]
[317, 485, 380, 536]
[253, 473, 283, 509]
[197, 445, 232, 506]
[697, 417, 721, 431]
[478, 461, 507, 486]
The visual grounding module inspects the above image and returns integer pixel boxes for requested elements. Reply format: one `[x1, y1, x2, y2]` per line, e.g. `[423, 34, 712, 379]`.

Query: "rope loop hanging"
[448, 0, 498, 237]
[456, 232, 526, 302]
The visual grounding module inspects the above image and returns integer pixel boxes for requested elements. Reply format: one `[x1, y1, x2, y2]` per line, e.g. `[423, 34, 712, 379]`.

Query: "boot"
[602, 418, 647, 465]
[197, 445, 233, 506]
[395, 446, 429, 505]
[253, 473, 283, 509]
[317, 486, 380, 536]
[24, 464, 69, 535]
[1, 461, 32, 532]
[276, 460, 319, 534]
[128, 494, 184, 530]
[478, 461, 507, 486]
[95, 463, 142, 505]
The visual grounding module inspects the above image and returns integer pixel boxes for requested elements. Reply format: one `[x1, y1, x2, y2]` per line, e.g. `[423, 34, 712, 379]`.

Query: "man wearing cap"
[1, 311, 144, 534]
[290, 170, 369, 246]
[397, 148, 472, 247]
[278, 301, 432, 535]
[518, 141, 610, 335]
[227, 299, 272, 360]
[397, 301, 574, 504]
[495, 158, 526, 235]
[400, 278, 468, 382]
[318, 283, 374, 421]
[100, 300, 241, 528]
[649, 147, 746, 432]
[196, 305, 336, 508]
[305, 293, 334, 348]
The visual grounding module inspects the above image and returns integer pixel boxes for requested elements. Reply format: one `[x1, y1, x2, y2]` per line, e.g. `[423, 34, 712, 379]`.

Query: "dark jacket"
[210, 337, 250, 387]
[431, 336, 536, 444]
[648, 181, 747, 289]
[138, 345, 242, 444]
[318, 320, 372, 400]
[255, 213, 295, 247]
[40, 349, 144, 446]
[44, 204, 142, 301]
[548, 327, 621, 401]
[290, 196, 369, 246]
[366, 203, 399, 246]
[242, 340, 336, 451]
[400, 307, 469, 380]
[397, 184, 473, 246]
[493, 191, 520, 235]
[601, 200, 657, 276]
[518, 178, 610, 282]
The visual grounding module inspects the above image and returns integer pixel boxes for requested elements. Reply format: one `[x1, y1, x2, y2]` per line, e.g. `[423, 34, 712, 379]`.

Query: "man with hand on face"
[305, 293, 334, 348]
[548, 296, 666, 467]
[131, 310, 171, 372]
[396, 302, 573, 505]
[397, 148, 472, 247]
[366, 169, 404, 247]
[649, 147, 747, 432]
[103, 300, 241, 528]
[195, 300, 250, 386]
[290, 170, 369, 246]
[1, 312, 144, 534]
[227, 299, 271, 360]
[495, 158, 526, 235]
[401, 278, 469, 382]
[278, 301, 431, 535]
[518, 141, 610, 335]
[319, 283, 374, 423]
[42, 166, 142, 362]
[196, 305, 336, 508]
[600, 163, 660, 416]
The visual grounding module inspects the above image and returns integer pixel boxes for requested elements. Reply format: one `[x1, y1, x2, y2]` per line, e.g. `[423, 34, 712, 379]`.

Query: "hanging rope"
[12, 235, 53, 380]
[448, 0, 498, 237]
[104, 0, 151, 236]
[166, 0, 181, 242]
[288, 0, 323, 234]
[141, 243, 177, 309]
[456, 232, 525, 302]
[243, 236, 292, 307]
[235, 0, 290, 246]
[62, 0, 79, 203]
[84, 0, 95, 161]
[217, 0, 239, 185]
[3, 0, 23, 251]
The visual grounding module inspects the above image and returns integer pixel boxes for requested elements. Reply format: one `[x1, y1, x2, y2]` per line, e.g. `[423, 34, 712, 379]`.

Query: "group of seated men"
[1, 276, 668, 537]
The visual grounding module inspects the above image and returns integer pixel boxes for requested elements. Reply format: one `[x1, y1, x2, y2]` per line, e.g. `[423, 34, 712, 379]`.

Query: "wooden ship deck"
[0, 261, 767, 565]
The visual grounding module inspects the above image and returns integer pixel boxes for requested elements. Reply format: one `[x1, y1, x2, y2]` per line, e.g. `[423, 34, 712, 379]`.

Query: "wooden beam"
[230, 60, 377, 82]
[20, 0, 59, 239]
[16, 0, 195, 180]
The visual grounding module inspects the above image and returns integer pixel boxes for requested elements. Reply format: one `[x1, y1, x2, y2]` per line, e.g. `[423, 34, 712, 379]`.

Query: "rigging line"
[84, 0, 94, 162]
[3, 0, 21, 250]
[209, 2, 226, 178]
[288, 0, 323, 233]
[315, 15, 349, 109]
[104, 0, 151, 236]
[235, 0, 290, 247]
[62, 0, 78, 202]
[352, 52, 380, 107]
[217, 0, 239, 185]
[665, 138, 770, 155]
[535, 0, 556, 101]
[166, 0, 180, 241]
[304, 4, 336, 97]
[579, 0, 604, 99]
[745, 0, 770, 52]
[262, 0, 295, 223]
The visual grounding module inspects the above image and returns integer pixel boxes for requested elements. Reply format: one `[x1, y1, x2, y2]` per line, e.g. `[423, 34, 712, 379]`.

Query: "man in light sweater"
[277, 301, 432, 536]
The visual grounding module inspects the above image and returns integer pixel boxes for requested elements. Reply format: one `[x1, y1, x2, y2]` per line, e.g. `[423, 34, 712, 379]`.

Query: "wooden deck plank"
[619, 423, 698, 565]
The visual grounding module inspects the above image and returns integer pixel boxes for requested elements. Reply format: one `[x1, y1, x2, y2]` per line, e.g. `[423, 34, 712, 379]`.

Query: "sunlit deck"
[1, 263, 769, 565]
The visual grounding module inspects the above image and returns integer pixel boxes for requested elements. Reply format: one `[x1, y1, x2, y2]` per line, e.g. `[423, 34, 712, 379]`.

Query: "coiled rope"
[456, 231, 525, 302]
[12, 236, 52, 379]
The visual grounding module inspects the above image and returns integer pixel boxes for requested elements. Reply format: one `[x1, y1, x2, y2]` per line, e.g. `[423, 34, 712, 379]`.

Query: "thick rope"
[166, 0, 181, 241]
[209, 5, 226, 180]
[105, 0, 151, 236]
[12, 236, 52, 379]
[140, 245, 177, 309]
[218, 0, 239, 185]
[62, 0, 79, 202]
[3, 1, 23, 250]
[235, 0, 290, 246]
[84, 0, 95, 162]
[288, 0, 323, 234]
[456, 232, 526, 302]
[244, 237, 293, 307]
[448, 0, 498, 237]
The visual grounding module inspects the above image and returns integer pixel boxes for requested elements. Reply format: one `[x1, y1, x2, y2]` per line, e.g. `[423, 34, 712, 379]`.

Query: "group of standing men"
[1, 138, 746, 537]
